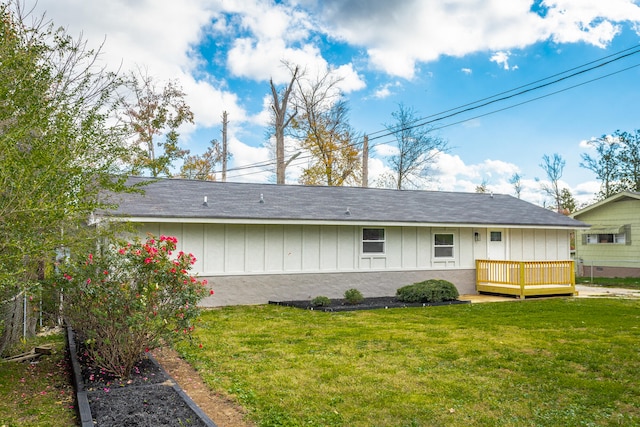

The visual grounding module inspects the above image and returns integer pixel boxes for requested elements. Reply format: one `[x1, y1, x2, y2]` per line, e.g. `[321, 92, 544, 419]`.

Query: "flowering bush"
[61, 234, 211, 378]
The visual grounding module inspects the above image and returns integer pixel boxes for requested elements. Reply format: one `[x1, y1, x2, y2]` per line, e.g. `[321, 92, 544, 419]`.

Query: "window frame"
[433, 232, 455, 259]
[362, 227, 386, 255]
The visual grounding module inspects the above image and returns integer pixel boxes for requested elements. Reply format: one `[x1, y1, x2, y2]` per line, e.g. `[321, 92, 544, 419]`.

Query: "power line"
[221, 45, 640, 180]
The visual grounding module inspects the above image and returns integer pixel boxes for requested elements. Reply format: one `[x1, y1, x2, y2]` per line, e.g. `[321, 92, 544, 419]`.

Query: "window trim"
[362, 227, 386, 255]
[433, 232, 455, 259]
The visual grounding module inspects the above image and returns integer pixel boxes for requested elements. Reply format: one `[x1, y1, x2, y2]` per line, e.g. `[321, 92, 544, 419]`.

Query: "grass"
[0, 331, 77, 427]
[577, 276, 640, 290]
[177, 298, 640, 427]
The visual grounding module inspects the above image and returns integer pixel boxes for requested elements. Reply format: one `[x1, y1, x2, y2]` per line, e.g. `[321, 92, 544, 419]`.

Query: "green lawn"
[577, 276, 640, 290]
[177, 298, 640, 427]
[0, 332, 77, 427]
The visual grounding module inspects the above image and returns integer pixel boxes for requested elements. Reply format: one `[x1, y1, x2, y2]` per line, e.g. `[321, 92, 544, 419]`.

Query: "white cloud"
[490, 51, 514, 70]
[461, 68, 473, 75]
[307, 0, 640, 78]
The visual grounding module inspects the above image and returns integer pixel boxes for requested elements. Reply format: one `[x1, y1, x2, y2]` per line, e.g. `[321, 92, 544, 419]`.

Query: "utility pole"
[222, 111, 228, 182]
[362, 134, 368, 188]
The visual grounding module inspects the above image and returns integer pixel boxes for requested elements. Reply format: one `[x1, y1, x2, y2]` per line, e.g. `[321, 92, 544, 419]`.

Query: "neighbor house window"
[583, 225, 631, 245]
[362, 228, 385, 254]
[585, 233, 626, 244]
[434, 233, 454, 258]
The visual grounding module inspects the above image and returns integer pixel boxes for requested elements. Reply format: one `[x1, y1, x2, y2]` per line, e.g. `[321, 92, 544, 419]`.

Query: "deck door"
[487, 229, 506, 260]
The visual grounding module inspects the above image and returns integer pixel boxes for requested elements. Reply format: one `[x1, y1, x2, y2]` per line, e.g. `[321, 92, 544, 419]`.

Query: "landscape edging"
[66, 326, 217, 427]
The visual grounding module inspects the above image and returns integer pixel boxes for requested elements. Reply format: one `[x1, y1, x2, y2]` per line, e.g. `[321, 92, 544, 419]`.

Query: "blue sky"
[32, 0, 640, 206]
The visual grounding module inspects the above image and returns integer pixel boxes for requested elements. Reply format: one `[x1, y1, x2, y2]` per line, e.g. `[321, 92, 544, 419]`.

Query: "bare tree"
[384, 104, 448, 190]
[538, 153, 565, 211]
[509, 173, 523, 199]
[269, 64, 299, 184]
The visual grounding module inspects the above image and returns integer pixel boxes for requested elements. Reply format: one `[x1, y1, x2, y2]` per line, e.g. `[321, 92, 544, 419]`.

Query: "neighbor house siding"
[574, 198, 640, 270]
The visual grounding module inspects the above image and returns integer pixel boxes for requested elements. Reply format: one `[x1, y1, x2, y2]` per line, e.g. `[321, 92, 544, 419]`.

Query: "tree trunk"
[0, 290, 25, 355]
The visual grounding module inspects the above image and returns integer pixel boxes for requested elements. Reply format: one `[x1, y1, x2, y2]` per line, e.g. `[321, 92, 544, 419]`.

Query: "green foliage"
[0, 2, 130, 298]
[311, 296, 331, 307]
[60, 234, 209, 378]
[396, 279, 459, 303]
[343, 288, 364, 305]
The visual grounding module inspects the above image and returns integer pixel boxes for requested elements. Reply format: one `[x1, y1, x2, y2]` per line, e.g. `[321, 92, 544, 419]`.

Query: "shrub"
[60, 234, 209, 378]
[311, 296, 331, 307]
[396, 279, 459, 303]
[344, 288, 364, 305]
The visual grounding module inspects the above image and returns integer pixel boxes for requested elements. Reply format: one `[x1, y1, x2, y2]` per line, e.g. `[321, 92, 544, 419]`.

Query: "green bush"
[311, 296, 331, 307]
[396, 279, 459, 303]
[344, 288, 364, 305]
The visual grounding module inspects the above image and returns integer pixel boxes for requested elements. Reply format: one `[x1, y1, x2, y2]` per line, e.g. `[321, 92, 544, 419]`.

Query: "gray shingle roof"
[102, 176, 587, 228]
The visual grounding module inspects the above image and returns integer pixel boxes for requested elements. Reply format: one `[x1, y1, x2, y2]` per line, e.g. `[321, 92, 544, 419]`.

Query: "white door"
[487, 229, 506, 260]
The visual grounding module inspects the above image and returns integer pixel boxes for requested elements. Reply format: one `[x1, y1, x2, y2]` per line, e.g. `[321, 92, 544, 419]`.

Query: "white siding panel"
[225, 225, 246, 272]
[534, 229, 547, 260]
[458, 229, 475, 268]
[183, 224, 204, 272]
[545, 229, 558, 259]
[402, 227, 418, 269]
[265, 225, 284, 272]
[385, 227, 402, 268]
[417, 227, 431, 267]
[284, 226, 303, 271]
[337, 226, 356, 270]
[320, 226, 338, 270]
[204, 224, 225, 273]
[246, 225, 266, 272]
[302, 226, 321, 271]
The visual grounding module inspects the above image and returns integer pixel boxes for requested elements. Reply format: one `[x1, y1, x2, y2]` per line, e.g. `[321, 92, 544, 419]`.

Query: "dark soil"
[269, 296, 470, 312]
[74, 337, 213, 427]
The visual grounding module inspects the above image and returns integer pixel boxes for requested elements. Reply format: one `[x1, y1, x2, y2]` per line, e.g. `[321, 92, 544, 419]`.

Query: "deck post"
[519, 261, 526, 299]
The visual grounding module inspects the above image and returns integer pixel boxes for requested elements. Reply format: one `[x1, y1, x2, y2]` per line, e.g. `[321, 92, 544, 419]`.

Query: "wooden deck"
[476, 260, 577, 299]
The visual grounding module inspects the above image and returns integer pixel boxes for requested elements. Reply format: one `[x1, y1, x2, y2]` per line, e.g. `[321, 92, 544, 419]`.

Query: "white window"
[434, 233, 454, 258]
[362, 228, 385, 254]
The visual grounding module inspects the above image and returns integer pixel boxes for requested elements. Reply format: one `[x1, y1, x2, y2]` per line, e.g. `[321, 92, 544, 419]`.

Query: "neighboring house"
[571, 191, 640, 278]
[102, 177, 587, 306]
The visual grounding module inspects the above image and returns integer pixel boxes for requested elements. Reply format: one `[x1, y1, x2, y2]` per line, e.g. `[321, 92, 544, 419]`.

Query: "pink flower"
[86, 278, 91, 284]
[144, 257, 153, 264]
[209, 290, 214, 295]
[103, 270, 109, 275]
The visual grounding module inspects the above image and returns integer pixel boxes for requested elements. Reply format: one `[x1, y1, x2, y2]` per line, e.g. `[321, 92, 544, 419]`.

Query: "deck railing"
[476, 259, 576, 299]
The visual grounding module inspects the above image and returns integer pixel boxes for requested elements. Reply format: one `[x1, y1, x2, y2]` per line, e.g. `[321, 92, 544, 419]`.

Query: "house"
[102, 177, 588, 306]
[571, 191, 640, 278]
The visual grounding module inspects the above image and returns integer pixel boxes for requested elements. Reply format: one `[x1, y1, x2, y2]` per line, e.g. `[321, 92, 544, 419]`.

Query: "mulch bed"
[66, 327, 216, 427]
[269, 296, 470, 312]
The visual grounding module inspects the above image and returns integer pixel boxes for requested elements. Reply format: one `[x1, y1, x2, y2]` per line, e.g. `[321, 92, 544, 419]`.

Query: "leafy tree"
[298, 99, 361, 186]
[616, 129, 640, 193]
[538, 153, 565, 211]
[559, 188, 577, 213]
[293, 68, 361, 186]
[383, 104, 448, 190]
[119, 69, 194, 177]
[0, 2, 129, 351]
[179, 138, 226, 180]
[580, 134, 622, 200]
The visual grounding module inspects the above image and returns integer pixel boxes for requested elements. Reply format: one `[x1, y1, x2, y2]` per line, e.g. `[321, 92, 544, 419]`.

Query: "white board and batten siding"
[136, 223, 572, 277]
